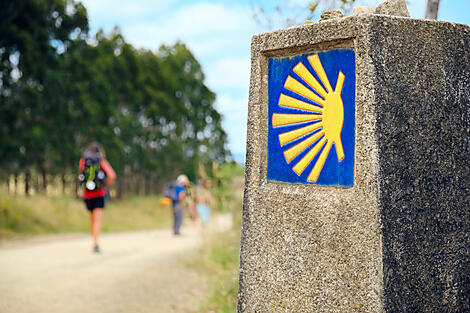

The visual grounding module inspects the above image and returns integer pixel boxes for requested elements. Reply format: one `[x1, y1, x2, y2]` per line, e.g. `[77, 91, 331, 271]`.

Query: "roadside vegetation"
[197, 218, 241, 313]
[196, 163, 244, 313]
[0, 193, 172, 239]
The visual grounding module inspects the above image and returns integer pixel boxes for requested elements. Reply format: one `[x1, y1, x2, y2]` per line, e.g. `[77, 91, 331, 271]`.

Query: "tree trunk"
[6, 174, 10, 195]
[132, 174, 137, 195]
[25, 169, 31, 196]
[14, 170, 18, 195]
[150, 178, 156, 196]
[145, 178, 151, 195]
[75, 177, 80, 198]
[41, 164, 47, 194]
[425, 0, 440, 19]
[135, 174, 140, 195]
[116, 178, 123, 199]
[61, 171, 67, 194]
[122, 177, 126, 198]
[123, 166, 130, 197]
[35, 172, 40, 194]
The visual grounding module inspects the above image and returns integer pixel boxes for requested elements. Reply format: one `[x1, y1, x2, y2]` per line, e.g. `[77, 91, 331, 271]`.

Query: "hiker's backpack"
[163, 183, 179, 202]
[79, 154, 106, 191]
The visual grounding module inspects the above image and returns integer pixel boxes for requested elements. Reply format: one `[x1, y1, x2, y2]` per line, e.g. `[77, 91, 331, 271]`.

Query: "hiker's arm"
[179, 190, 185, 203]
[101, 159, 116, 188]
[78, 158, 84, 174]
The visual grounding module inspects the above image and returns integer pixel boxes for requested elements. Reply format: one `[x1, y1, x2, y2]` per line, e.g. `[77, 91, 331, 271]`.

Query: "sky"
[80, 0, 470, 163]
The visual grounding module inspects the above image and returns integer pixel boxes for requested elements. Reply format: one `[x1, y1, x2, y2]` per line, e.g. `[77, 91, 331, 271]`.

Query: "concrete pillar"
[238, 14, 469, 312]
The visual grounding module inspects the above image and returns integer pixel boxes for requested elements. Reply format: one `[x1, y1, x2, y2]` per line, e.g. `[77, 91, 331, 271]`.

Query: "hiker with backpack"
[78, 142, 116, 253]
[171, 174, 189, 236]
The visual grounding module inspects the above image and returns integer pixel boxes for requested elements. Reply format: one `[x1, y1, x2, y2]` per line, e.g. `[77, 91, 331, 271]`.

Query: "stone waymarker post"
[238, 13, 469, 313]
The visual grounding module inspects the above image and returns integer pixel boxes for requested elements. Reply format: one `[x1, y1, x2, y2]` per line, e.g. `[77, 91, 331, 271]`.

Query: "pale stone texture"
[353, 6, 374, 16]
[238, 15, 469, 313]
[375, 0, 409, 17]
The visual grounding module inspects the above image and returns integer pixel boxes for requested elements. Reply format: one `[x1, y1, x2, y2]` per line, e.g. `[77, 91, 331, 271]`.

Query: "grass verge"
[0, 192, 172, 239]
[197, 223, 241, 313]
[195, 163, 244, 313]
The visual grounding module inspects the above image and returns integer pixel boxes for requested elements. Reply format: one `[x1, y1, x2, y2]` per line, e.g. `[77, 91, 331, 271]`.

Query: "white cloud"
[216, 94, 248, 156]
[81, 0, 178, 24]
[206, 57, 251, 90]
[123, 2, 259, 53]
[148, 2, 254, 35]
[216, 93, 248, 115]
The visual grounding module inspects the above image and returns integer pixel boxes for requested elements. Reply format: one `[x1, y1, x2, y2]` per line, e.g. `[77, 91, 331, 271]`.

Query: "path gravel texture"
[0, 214, 232, 313]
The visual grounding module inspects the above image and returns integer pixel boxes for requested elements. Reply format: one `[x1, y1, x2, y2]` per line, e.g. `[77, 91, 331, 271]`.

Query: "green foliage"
[0, 0, 88, 172]
[217, 162, 245, 179]
[212, 162, 245, 212]
[198, 228, 241, 313]
[0, 0, 229, 194]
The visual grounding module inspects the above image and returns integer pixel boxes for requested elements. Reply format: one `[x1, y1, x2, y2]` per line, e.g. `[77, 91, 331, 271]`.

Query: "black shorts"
[84, 197, 105, 211]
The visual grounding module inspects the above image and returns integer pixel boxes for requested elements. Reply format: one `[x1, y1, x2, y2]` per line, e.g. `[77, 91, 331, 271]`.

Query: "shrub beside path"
[0, 214, 232, 313]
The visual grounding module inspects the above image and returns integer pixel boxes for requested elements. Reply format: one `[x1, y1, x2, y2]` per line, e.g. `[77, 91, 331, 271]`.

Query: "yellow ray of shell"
[272, 113, 321, 127]
[284, 130, 324, 163]
[278, 94, 322, 113]
[279, 122, 322, 146]
[292, 137, 327, 174]
[307, 140, 333, 182]
[335, 71, 345, 94]
[334, 140, 345, 161]
[307, 54, 333, 93]
[284, 76, 326, 106]
[293, 62, 328, 99]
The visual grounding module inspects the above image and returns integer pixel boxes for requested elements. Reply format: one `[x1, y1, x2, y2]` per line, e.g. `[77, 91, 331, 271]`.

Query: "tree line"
[0, 0, 229, 197]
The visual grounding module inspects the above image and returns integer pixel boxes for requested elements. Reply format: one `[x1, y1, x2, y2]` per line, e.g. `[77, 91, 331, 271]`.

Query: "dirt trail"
[0, 214, 232, 313]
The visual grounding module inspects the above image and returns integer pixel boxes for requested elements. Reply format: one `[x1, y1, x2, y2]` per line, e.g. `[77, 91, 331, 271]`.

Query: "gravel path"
[0, 214, 232, 313]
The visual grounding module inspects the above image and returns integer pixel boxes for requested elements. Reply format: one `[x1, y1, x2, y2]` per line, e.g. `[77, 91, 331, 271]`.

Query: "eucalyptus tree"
[0, 0, 88, 194]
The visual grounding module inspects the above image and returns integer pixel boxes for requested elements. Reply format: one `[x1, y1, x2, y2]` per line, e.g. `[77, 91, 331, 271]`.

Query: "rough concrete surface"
[238, 14, 469, 313]
[371, 17, 470, 312]
[375, 0, 410, 17]
[239, 16, 383, 313]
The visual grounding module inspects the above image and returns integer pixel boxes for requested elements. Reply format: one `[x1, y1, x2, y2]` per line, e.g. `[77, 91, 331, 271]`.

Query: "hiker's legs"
[176, 207, 182, 232]
[172, 207, 177, 234]
[197, 204, 210, 233]
[91, 208, 103, 246]
[173, 205, 183, 235]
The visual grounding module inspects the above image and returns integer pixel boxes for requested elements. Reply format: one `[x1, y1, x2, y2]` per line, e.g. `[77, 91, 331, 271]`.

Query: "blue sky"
[80, 0, 470, 162]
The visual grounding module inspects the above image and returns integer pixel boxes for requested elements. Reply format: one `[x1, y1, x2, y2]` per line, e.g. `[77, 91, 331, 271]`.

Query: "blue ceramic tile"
[267, 49, 355, 186]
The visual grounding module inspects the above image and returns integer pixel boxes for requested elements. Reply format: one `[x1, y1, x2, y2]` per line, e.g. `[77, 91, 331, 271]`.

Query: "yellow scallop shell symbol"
[272, 54, 345, 182]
